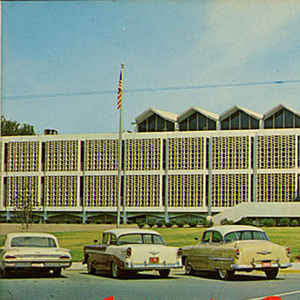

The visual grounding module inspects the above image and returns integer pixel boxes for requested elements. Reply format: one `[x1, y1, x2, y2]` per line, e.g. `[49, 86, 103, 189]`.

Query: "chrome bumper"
[231, 262, 292, 270]
[3, 260, 72, 269]
[124, 261, 182, 270]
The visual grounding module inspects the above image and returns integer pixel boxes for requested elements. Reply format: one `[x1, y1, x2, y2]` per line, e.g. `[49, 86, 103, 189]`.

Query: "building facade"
[0, 105, 300, 223]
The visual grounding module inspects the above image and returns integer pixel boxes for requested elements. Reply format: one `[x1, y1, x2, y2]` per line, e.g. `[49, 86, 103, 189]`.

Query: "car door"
[189, 231, 212, 271]
[209, 231, 225, 271]
[92, 233, 110, 271]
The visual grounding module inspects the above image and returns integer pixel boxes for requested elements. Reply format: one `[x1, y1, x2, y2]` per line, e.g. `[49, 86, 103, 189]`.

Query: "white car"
[83, 228, 182, 278]
[0, 232, 72, 277]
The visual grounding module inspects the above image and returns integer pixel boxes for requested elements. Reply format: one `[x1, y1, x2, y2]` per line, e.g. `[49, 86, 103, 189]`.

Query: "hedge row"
[237, 217, 300, 227]
[136, 218, 213, 228]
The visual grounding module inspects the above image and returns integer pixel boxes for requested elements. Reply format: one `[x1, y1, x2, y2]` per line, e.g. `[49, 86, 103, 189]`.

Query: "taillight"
[60, 255, 70, 259]
[235, 248, 240, 258]
[286, 247, 291, 257]
[126, 247, 132, 258]
[5, 255, 16, 260]
[177, 248, 183, 257]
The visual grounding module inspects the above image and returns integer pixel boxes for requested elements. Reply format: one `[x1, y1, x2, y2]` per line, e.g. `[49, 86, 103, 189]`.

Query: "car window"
[110, 234, 117, 245]
[11, 236, 57, 248]
[143, 234, 165, 245]
[224, 230, 269, 242]
[241, 231, 252, 240]
[117, 233, 165, 245]
[118, 234, 142, 245]
[102, 233, 109, 245]
[0, 236, 5, 247]
[202, 231, 211, 243]
[212, 231, 223, 243]
[252, 231, 269, 240]
[224, 232, 239, 243]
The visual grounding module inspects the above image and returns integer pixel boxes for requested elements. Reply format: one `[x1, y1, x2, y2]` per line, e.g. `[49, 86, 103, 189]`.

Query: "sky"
[2, 0, 300, 135]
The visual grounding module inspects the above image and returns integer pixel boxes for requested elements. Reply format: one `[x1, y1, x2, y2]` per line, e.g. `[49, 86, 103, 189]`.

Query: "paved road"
[1, 269, 300, 300]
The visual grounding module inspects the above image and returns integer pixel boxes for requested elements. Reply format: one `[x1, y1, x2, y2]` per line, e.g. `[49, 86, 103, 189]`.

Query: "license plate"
[262, 262, 271, 268]
[32, 263, 44, 268]
[149, 257, 159, 264]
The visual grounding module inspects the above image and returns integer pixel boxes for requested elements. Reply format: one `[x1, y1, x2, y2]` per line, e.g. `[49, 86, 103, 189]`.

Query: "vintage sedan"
[0, 232, 72, 277]
[83, 228, 182, 278]
[182, 225, 292, 280]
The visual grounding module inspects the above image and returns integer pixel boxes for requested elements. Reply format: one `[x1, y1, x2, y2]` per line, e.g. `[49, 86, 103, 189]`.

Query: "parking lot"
[1, 266, 300, 300]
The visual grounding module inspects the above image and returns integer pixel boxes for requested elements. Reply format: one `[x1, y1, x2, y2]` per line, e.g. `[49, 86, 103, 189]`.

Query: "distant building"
[0, 104, 299, 223]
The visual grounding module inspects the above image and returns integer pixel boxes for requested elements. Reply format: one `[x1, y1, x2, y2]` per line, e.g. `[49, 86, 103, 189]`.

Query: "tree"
[1, 116, 35, 136]
[12, 186, 39, 231]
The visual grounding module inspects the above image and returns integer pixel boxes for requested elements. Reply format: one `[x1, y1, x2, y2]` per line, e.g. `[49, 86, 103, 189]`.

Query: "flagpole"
[117, 64, 124, 228]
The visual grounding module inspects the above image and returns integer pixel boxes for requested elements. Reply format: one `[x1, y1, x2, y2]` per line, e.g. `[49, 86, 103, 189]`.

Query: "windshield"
[117, 233, 165, 245]
[224, 230, 269, 243]
[11, 236, 57, 248]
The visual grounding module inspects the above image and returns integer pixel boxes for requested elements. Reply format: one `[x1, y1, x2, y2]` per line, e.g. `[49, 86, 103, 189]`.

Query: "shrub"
[239, 218, 254, 226]
[146, 218, 157, 228]
[175, 219, 185, 227]
[188, 219, 199, 227]
[165, 221, 174, 228]
[278, 218, 290, 227]
[220, 218, 234, 225]
[156, 220, 164, 228]
[203, 218, 214, 228]
[261, 218, 276, 227]
[290, 219, 299, 227]
[136, 221, 145, 228]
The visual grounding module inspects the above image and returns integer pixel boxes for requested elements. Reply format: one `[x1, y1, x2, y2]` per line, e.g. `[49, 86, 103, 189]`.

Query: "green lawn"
[1, 227, 299, 262]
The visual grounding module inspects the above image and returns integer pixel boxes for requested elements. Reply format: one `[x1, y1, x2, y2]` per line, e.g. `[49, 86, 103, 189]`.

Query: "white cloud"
[199, 0, 300, 81]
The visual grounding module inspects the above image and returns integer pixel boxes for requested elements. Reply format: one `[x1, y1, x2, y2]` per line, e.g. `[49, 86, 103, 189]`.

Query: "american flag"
[117, 64, 124, 110]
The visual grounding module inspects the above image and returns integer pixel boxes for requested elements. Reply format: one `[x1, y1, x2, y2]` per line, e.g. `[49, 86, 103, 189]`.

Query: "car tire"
[87, 260, 96, 275]
[265, 268, 279, 280]
[52, 268, 62, 277]
[159, 269, 170, 278]
[185, 259, 195, 275]
[0, 268, 8, 278]
[217, 269, 235, 280]
[111, 261, 121, 278]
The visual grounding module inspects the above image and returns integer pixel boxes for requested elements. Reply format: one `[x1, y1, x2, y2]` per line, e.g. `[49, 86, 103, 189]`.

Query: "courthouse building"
[0, 104, 300, 223]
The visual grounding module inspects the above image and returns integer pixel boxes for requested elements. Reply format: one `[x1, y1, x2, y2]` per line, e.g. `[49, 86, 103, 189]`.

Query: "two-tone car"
[0, 232, 72, 277]
[83, 228, 182, 278]
[182, 225, 292, 280]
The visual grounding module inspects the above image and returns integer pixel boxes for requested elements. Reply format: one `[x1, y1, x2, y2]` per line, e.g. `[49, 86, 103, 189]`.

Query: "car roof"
[6, 232, 57, 239]
[204, 225, 264, 236]
[104, 228, 161, 238]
